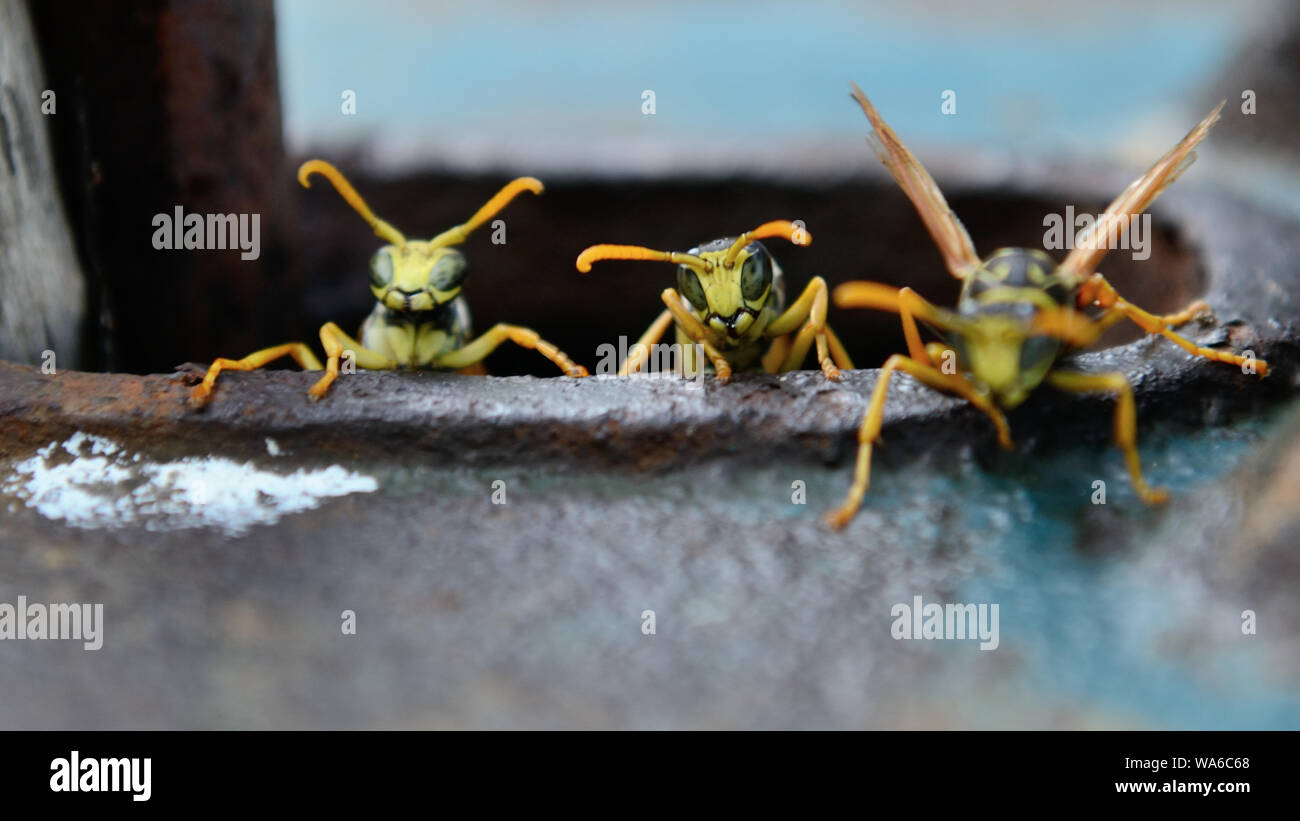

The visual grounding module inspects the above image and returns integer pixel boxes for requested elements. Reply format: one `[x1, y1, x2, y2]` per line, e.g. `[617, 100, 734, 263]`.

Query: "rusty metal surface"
[0, 334, 1289, 475]
[0, 368, 1296, 729]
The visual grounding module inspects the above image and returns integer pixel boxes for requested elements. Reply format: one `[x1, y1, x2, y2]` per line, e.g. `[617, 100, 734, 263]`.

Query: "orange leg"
[1078, 274, 1267, 376]
[621, 309, 675, 376]
[826, 353, 1012, 530]
[825, 324, 854, 370]
[433, 324, 588, 377]
[310, 322, 397, 399]
[833, 281, 973, 364]
[191, 342, 324, 406]
[768, 277, 844, 380]
[660, 289, 733, 382]
[761, 333, 793, 373]
[1046, 369, 1168, 505]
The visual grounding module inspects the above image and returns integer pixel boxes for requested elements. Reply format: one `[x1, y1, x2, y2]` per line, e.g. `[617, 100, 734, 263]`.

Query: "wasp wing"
[1059, 101, 1224, 284]
[851, 82, 981, 280]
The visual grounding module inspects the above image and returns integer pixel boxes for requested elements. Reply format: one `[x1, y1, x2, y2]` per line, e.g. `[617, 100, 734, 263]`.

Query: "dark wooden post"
[27, 0, 297, 373]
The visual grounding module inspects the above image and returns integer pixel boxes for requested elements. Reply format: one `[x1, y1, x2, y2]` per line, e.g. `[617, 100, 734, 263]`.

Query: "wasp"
[825, 84, 1267, 529]
[190, 160, 587, 405]
[575, 221, 853, 381]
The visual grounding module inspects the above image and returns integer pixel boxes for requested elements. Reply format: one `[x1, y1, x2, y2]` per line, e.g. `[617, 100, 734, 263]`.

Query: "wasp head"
[576, 220, 808, 342]
[951, 248, 1073, 408]
[368, 243, 466, 312]
[671, 238, 783, 339]
[298, 159, 542, 315]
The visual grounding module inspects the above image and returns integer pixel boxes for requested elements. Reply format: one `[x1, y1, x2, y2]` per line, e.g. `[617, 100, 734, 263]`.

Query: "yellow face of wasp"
[954, 248, 1068, 409]
[368, 241, 467, 313]
[957, 318, 1059, 409]
[676, 239, 779, 342]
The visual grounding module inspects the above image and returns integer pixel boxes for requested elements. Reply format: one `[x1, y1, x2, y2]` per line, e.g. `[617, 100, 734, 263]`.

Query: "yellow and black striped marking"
[959, 248, 1075, 316]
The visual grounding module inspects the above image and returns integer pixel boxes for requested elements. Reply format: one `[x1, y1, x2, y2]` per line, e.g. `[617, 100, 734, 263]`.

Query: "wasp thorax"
[960, 247, 1072, 315]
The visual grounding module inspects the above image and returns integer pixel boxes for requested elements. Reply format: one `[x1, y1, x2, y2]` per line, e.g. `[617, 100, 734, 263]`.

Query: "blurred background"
[8, 0, 1298, 377]
[278, 0, 1251, 166]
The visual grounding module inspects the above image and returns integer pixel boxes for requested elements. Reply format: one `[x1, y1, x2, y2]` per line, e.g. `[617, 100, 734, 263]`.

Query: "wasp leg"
[1079, 274, 1267, 376]
[620, 309, 674, 376]
[833, 281, 903, 312]
[924, 341, 958, 371]
[433, 324, 588, 377]
[660, 289, 733, 382]
[834, 282, 919, 358]
[1084, 300, 1204, 339]
[761, 326, 853, 375]
[780, 321, 842, 379]
[1076, 297, 1210, 346]
[312, 322, 397, 400]
[191, 342, 324, 406]
[835, 283, 974, 388]
[825, 324, 855, 370]
[761, 334, 793, 373]
[1045, 369, 1169, 505]
[834, 282, 974, 364]
[762, 327, 852, 374]
[826, 354, 1012, 530]
[1153, 299, 1212, 327]
[898, 287, 943, 365]
[765, 276, 841, 379]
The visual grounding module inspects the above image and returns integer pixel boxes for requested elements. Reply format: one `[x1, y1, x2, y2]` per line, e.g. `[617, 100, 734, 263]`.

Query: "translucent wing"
[850, 82, 980, 279]
[1059, 101, 1224, 283]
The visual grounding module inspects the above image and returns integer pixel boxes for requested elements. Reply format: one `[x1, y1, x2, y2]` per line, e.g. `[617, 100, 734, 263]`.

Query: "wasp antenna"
[722, 220, 812, 268]
[430, 177, 544, 248]
[298, 160, 407, 248]
[575, 245, 712, 275]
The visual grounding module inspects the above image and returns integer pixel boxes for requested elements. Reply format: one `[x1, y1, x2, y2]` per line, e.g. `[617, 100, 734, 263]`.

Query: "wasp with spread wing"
[576, 221, 852, 381]
[191, 160, 587, 405]
[826, 84, 1265, 529]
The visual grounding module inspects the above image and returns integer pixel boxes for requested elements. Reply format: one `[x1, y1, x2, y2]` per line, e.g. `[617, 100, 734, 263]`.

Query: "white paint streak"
[3, 432, 378, 537]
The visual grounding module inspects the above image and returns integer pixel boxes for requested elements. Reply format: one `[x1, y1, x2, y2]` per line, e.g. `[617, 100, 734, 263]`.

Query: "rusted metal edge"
[0, 335, 1291, 473]
[1, 186, 1296, 471]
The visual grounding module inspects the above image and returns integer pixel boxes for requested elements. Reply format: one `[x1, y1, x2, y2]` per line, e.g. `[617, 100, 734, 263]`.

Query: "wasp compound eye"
[740, 248, 772, 302]
[370, 249, 395, 288]
[430, 251, 467, 292]
[677, 265, 709, 312]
